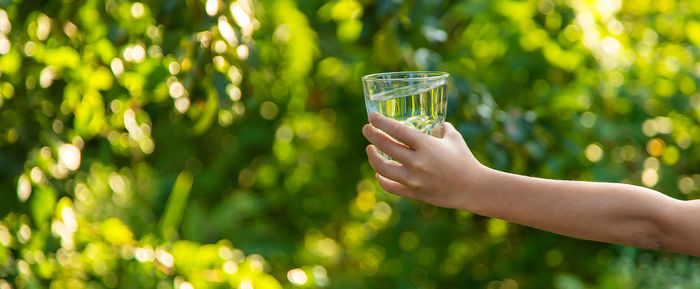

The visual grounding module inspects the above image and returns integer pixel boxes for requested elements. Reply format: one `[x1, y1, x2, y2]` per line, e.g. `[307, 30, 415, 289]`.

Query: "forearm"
[467, 167, 698, 255]
[361, 114, 699, 255]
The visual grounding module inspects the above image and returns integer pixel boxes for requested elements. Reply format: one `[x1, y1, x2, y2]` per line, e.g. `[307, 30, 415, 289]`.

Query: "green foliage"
[0, 0, 699, 288]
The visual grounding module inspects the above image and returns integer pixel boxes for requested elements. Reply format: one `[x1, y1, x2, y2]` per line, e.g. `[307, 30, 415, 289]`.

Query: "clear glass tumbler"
[362, 71, 449, 139]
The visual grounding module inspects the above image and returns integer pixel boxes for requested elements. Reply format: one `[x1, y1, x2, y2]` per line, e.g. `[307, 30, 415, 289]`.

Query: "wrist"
[458, 164, 501, 213]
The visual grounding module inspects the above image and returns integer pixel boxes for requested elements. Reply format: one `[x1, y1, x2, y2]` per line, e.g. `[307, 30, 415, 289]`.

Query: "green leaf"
[100, 217, 134, 245]
[0, 50, 21, 75]
[159, 171, 194, 239]
[192, 88, 219, 135]
[30, 185, 56, 228]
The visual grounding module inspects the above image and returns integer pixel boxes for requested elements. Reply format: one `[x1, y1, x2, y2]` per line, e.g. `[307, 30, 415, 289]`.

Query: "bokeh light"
[287, 268, 307, 285]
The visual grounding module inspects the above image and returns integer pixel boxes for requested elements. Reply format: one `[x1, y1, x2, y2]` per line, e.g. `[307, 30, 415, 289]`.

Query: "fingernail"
[366, 145, 376, 155]
[368, 112, 378, 123]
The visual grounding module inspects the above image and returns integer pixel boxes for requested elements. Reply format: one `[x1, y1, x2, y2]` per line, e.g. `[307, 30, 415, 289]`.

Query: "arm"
[362, 112, 700, 257]
[478, 170, 700, 256]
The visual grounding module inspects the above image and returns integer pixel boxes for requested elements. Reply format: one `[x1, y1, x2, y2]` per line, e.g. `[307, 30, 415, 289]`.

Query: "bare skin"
[362, 112, 700, 257]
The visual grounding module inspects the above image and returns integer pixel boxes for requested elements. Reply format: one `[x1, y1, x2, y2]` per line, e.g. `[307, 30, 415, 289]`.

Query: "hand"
[362, 112, 490, 210]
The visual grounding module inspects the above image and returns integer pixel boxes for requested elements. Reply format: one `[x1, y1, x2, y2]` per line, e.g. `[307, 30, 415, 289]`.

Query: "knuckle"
[377, 138, 392, 151]
[410, 158, 426, 169]
[389, 122, 402, 134]
[376, 161, 394, 176]
[368, 156, 383, 172]
[376, 161, 389, 172]
[408, 159, 429, 173]
[367, 129, 382, 143]
[405, 177, 422, 189]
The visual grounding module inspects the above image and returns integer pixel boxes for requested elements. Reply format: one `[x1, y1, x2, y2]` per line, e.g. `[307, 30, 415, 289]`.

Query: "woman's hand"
[362, 112, 490, 211]
[362, 113, 700, 257]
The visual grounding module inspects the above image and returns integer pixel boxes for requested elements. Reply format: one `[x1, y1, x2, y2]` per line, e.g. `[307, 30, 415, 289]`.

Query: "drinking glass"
[362, 71, 449, 138]
[362, 71, 449, 160]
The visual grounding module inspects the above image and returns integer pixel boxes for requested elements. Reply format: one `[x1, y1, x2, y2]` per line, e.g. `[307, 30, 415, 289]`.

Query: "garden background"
[0, 0, 699, 288]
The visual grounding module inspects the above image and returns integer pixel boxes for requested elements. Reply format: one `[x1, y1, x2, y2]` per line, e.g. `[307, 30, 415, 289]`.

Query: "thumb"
[442, 122, 465, 143]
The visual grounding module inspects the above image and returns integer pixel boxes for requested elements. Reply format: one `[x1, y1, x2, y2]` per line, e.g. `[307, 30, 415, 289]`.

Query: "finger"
[362, 124, 413, 163]
[366, 145, 409, 183]
[442, 122, 466, 144]
[368, 112, 424, 149]
[376, 173, 415, 199]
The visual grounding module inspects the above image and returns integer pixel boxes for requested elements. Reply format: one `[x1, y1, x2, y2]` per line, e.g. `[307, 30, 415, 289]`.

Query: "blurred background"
[1, 0, 700, 288]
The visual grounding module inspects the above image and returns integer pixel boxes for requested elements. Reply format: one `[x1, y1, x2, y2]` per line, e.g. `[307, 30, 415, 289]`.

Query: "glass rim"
[362, 71, 449, 82]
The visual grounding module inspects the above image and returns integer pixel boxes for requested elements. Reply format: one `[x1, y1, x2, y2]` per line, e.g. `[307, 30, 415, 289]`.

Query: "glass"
[362, 71, 449, 160]
[362, 71, 449, 139]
